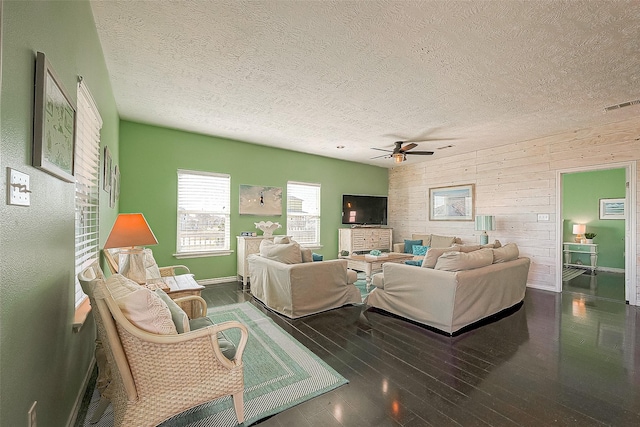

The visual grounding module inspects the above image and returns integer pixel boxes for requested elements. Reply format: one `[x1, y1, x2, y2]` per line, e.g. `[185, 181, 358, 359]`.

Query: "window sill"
[301, 244, 323, 250]
[174, 250, 234, 259]
[72, 297, 92, 333]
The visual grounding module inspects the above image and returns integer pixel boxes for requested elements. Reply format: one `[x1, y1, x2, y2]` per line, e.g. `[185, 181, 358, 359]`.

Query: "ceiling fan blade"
[370, 153, 391, 159]
[406, 151, 434, 155]
[371, 147, 393, 153]
[399, 143, 418, 152]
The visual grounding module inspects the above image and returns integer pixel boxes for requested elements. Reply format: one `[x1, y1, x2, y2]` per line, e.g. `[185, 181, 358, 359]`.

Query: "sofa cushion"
[273, 236, 291, 244]
[347, 269, 357, 284]
[422, 246, 460, 268]
[435, 248, 494, 272]
[430, 234, 456, 248]
[371, 273, 385, 289]
[453, 244, 482, 253]
[301, 247, 314, 263]
[411, 234, 432, 247]
[403, 239, 422, 254]
[259, 239, 303, 264]
[155, 289, 190, 333]
[116, 287, 177, 335]
[493, 243, 519, 263]
[412, 245, 429, 256]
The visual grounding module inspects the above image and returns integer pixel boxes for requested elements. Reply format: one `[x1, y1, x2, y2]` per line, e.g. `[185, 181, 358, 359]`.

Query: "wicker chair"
[103, 247, 191, 277]
[78, 263, 248, 426]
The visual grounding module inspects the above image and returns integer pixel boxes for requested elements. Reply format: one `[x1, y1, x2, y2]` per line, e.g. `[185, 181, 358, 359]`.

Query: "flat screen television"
[342, 194, 388, 225]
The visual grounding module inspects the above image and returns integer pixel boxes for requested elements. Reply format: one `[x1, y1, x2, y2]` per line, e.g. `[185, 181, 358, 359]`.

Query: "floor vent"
[604, 99, 640, 112]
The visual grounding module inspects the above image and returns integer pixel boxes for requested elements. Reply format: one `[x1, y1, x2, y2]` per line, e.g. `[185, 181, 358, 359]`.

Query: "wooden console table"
[563, 242, 598, 273]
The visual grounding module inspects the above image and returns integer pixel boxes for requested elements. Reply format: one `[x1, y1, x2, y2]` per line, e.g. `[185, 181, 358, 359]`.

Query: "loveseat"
[365, 243, 530, 335]
[248, 238, 361, 318]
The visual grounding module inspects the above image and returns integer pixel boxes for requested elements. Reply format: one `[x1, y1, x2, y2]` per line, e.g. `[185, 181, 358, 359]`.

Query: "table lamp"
[572, 224, 586, 243]
[104, 213, 158, 284]
[475, 215, 496, 245]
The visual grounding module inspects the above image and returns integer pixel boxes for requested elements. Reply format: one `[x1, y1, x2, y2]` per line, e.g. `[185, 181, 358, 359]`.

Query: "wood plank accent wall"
[388, 117, 640, 300]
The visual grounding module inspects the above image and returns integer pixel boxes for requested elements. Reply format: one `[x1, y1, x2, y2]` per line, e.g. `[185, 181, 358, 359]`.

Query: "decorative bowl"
[254, 221, 281, 236]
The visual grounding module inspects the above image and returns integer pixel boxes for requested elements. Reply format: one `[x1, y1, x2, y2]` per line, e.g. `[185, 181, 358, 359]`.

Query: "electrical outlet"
[28, 401, 37, 427]
[7, 168, 31, 206]
[537, 213, 550, 222]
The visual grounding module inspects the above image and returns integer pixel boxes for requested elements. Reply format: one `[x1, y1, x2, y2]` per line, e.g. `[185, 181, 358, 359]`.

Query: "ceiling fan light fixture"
[393, 153, 404, 163]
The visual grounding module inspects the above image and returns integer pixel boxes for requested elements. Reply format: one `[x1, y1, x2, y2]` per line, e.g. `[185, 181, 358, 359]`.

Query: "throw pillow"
[422, 246, 460, 268]
[412, 234, 432, 247]
[116, 287, 177, 335]
[155, 289, 190, 334]
[301, 248, 314, 263]
[430, 234, 456, 248]
[273, 236, 291, 244]
[453, 244, 482, 253]
[493, 243, 519, 263]
[404, 259, 423, 267]
[105, 274, 139, 300]
[259, 239, 303, 264]
[404, 239, 422, 254]
[412, 245, 429, 256]
[143, 248, 163, 281]
[312, 253, 324, 261]
[434, 248, 494, 272]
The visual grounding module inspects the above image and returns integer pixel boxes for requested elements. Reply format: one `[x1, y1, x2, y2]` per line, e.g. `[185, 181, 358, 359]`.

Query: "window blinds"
[177, 169, 231, 253]
[74, 81, 102, 307]
[287, 181, 321, 245]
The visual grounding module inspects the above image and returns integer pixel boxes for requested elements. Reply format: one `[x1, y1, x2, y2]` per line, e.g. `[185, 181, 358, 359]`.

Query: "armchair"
[103, 247, 191, 278]
[78, 263, 248, 426]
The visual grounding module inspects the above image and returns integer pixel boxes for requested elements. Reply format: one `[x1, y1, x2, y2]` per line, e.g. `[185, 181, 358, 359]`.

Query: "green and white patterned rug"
[81, 302, 347, 427]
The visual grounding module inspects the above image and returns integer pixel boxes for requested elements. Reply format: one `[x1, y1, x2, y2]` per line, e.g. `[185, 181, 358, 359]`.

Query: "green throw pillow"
[404, 239, 422, 254]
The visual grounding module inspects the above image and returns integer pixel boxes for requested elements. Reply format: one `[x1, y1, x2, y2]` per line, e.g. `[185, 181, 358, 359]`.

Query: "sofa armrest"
[392, 243, 405, 253]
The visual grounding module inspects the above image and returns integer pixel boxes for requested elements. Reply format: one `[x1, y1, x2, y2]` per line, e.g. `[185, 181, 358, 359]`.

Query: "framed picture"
[102, 146, 112, 192]
[110, 165, 119, 208]
[599, 198, 625, 220]
[429, 184, 475, 221]
[32, 52, 76, 182]
[239, 184, 282, 215]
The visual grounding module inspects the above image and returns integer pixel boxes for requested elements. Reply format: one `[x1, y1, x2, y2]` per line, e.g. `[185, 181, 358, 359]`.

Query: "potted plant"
[584, 233, 597, 244]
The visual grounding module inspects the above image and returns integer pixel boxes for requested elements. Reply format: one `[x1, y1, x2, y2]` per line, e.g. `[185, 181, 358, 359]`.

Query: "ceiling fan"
[371, 141, 435, 163]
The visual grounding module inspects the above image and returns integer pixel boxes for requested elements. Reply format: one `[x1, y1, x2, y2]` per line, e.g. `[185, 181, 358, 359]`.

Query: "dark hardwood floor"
[202, 282, 640, 426]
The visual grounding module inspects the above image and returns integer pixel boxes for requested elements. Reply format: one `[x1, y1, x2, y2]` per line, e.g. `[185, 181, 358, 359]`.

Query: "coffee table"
[342, 252, 415, 289]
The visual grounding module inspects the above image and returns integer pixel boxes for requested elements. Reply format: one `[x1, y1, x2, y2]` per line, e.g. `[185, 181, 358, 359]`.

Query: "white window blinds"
[177, 170, 231, 253]
[74, 80, 102, 307]
[287, 181, 321, 245]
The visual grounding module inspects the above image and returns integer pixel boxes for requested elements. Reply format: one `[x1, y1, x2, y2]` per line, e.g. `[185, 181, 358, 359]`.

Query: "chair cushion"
[403, 239, 422, 254]
[155, 289, 190, 333]
[422, 246, 460, 268]
[259, 239, 302, 264]
[143, 248, 162, 280]
[188, 317, 237, 360]
[434, 248, 494, 271]
[493, 243, 519, 263]
[105, 274, 139, 299]
[412, 245, 429, 256]
[116, 287, 177, 335]
[430, 234, 456, 248]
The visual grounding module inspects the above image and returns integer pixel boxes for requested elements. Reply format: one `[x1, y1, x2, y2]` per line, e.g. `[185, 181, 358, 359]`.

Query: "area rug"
[563, 267, 586, 281]
[81, 302, 347, 427]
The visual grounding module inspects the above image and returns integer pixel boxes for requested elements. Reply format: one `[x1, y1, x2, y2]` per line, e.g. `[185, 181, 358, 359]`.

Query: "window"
[74, 81, 102, 308]
[177, 169, 230, 255]
[287, 181, 321, 246]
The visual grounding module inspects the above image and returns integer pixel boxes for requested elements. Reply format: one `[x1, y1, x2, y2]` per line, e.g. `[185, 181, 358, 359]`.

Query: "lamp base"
[118, 247, 146, 284]
[480, 232, 489, 245]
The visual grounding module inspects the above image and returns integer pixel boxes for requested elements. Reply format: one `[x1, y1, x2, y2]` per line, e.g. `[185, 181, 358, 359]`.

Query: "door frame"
[555, 161, 637, 305]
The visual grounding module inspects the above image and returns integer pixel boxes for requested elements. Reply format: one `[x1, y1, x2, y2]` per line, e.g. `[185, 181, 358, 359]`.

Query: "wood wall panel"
[388, 117, 640, 301]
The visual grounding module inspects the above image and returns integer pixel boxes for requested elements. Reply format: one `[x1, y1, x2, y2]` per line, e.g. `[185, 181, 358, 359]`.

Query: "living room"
[2, 1, 640, 426]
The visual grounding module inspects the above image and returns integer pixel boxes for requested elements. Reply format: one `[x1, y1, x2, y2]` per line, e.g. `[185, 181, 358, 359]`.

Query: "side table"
[563, 242, 598, 274]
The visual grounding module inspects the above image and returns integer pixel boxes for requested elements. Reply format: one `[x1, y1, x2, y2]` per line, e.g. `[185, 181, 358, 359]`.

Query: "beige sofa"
[248, 238, 361, 318]
[365, 243, 530, 335]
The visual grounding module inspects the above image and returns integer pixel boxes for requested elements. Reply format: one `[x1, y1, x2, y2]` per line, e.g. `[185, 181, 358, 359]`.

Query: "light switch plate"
[537, 213, 550, 221]
[7, 168, 31, 206]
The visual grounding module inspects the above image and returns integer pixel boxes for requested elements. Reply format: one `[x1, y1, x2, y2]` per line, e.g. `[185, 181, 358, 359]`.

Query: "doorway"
[556, 162, 637, 305]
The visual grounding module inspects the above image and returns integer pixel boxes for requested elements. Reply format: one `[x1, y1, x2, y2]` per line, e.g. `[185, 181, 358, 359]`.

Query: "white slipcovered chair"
[78, 263, 248, 426]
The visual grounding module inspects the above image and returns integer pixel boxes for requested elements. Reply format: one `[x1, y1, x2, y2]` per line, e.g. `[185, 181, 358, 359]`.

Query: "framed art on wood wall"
[599, 198, 625, 220]
[32, 52, 77, 182]
[429, 184, 475, 221]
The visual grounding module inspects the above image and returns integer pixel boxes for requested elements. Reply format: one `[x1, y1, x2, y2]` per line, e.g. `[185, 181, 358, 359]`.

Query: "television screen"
[342, 194, 388, 225]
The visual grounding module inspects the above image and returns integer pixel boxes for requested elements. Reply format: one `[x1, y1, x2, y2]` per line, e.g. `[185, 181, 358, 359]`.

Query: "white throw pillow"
[422, 246, 460, 268]
[116, 287, 177, 335]
[434, 248, 494, 272]
[105, 274, 139, 300]
[430, 235, 456, 248]
[273, 236, 291, 244]
[259, 239, 303, 264]
[492, 243, 519, 263]
[301, 247, 313, 263]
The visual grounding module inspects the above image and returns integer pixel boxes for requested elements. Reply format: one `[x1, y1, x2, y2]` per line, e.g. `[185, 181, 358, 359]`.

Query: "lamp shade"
[475, 215, 496, 231]
[572, 224, 586, 235]
[104, 213, 158, 249]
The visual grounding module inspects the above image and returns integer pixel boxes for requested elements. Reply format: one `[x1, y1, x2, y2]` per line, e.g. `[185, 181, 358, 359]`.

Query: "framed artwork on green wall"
[239, 184, 282, 215]
[599, 198, 625, 220]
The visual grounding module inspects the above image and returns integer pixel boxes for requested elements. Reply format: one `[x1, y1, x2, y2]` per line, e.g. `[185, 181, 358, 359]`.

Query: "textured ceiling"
[90, 0, 640, 168]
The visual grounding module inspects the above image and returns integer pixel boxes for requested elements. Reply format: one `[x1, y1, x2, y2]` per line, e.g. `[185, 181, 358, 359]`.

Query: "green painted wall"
[0, 1, 119, 425]
[118, 120, 389, 280]
[562, 168, 625, 269]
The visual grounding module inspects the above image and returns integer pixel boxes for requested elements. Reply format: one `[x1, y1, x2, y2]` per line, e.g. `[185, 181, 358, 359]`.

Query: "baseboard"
[597, 267, 625, 274]
[67, 356, 95, 427]
[526, 282, 559, 292]
[198, 276, 237, 286]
